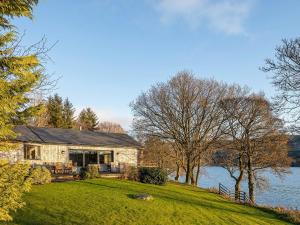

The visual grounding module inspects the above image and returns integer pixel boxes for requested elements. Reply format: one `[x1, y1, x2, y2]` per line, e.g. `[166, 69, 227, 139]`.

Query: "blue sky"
[15, 0, 300, 130]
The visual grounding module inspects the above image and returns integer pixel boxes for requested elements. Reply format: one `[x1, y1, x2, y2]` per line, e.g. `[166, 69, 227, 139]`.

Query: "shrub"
[30, 166, 52, 185]
[258, 206, 300, 224]
[87, 164, 100, 178]
[128, 166, 139, 181]
[72, 171, 80, 179]
[80, 165, 99, 180]
[121, 165, 139, 181]
[0, 160, 32, 221]
[79, 168, 90, 180]
[139, 167, 168, 185]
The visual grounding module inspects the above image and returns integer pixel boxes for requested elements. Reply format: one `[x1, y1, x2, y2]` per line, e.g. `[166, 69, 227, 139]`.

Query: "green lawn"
[6, 179, 292, 225]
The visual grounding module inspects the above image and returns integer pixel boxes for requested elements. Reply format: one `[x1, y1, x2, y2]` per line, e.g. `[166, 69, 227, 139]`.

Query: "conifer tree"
[0, 0, 42, 221]
[45, 94, 75, 128]
[62, 98, 75, 129]
[78, 108, 99, 131]
[46, 94, 64, 128]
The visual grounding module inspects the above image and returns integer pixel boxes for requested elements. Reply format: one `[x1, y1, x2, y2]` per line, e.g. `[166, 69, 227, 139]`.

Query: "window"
[99, 151, 114, 164]
[24, 145, 41, 160]
[69, 150, 114, 167]
[69, 150, 84, 167]
[85, 151, 97, 165]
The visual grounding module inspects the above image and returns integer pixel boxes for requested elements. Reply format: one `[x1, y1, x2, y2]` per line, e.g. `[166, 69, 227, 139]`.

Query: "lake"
[177, 167, 300, 209]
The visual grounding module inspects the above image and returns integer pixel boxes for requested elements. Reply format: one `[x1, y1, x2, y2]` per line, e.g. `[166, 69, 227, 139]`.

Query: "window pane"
[99, 151, 113, 164]
[69, 151, 83, 167]
[85, 151, 97, 165]
[24, 145, 41, 160]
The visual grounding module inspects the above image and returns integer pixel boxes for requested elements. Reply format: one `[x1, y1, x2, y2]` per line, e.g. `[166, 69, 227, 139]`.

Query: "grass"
[258, 206, 300, 224]
[5, 179, 294, 225]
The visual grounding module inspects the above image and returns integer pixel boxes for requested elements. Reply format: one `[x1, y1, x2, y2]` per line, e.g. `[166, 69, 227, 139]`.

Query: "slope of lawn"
[6, 179, 292, 225]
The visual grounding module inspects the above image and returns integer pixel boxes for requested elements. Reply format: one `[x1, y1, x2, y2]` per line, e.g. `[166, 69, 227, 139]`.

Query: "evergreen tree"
[62, 98, 75, 129]
[78, 108, 99, 131]
[36, 94, 75, 129]
[46, 94, 64, 128]
[0, 0, 41, 221]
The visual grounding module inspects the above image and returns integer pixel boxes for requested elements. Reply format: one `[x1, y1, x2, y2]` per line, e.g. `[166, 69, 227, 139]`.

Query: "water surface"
[178, 167, 300, 209]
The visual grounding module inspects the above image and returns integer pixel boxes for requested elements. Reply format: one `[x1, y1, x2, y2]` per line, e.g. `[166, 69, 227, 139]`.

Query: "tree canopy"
[77, 107, 99, 131]
[262, 38, 300, 132]
[62, 98, 75, 129]
[97, 121, 125, 133]
[0, 0, 42, 221]
[131, 71, 230, 184]
[132, 71, 291, 202]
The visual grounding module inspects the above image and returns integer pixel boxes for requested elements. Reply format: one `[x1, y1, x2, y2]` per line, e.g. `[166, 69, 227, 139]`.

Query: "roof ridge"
[27, 126, 46, 143]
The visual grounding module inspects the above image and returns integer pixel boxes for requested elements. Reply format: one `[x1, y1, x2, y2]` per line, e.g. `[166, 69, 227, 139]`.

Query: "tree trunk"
[195, 163, 201, 185]
[235, 157, 244, 201]
[175, 163, 180, 181]
[185, 158, 191, 184]
[190, 171, 195, 186]
[247, 157, 255, 203]
[234, 171, 243, 201]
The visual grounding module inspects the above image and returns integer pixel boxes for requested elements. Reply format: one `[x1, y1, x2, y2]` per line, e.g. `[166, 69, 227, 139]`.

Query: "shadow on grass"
[127, 193, 136, 199]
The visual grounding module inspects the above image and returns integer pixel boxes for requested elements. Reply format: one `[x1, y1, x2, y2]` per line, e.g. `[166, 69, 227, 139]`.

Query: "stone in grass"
[133, 193, 154, 201]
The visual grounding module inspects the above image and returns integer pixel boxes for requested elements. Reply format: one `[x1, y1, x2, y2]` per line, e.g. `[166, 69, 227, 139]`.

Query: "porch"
[44, 162, 123, 175]
[68, 149, 116, 173]
[39, 149, 120, 175]
[51, 172, 123, 182]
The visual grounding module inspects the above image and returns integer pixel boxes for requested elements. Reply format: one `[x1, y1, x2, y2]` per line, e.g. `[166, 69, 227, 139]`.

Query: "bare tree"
[131, 71, 229, 184]
[213, 146, 246, 200]
[213, 86, 250, 198]
[97, 121, 125, 133]
[142, 137, 177, 173]
[9, 35, 59, 127]
[262, 38, 300, 131]
[27, 93, 49, 127]
[219, 88, 291, 202]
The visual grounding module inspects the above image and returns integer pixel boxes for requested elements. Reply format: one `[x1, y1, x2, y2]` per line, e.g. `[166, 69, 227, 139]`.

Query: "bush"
[121, 165, 139, 181]
[72, 171, 80, 179]
[0, 160, 32, 221]
[79, 168, 90, 180]
[87, 164, 100, 178]
[80, 165, 99, 180]
[128, 166, 139, 181]
[30, 166, 52, 185]
[258, 206, 300, 224]
[139, 167, 168, 185]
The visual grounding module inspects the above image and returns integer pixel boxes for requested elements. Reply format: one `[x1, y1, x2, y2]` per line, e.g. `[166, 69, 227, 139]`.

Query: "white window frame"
[24, 144, 41, 160]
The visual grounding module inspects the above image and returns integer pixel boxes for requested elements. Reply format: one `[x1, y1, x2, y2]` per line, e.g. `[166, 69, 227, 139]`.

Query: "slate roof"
[14, 125, 141, 148]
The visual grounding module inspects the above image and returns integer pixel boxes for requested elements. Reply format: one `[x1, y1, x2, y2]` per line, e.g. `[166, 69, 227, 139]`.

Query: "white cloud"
[153, 0, 253, 34]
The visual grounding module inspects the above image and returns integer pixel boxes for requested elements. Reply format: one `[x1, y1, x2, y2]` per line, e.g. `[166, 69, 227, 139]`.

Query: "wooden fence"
[218, 183, 251, 204]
